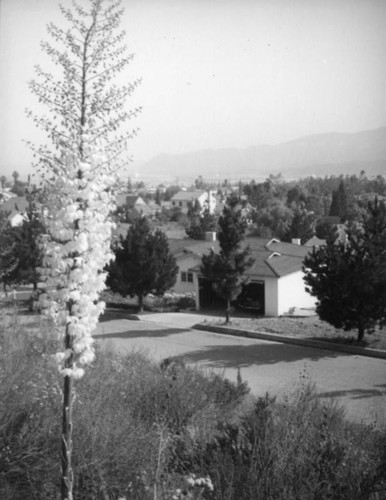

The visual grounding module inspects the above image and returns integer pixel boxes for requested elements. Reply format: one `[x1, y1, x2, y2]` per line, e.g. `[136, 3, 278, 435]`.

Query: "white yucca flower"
[39, 129, 117, 378]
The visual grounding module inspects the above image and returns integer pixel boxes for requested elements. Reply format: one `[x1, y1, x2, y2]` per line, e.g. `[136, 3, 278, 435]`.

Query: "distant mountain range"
[137, 127, 386, 183]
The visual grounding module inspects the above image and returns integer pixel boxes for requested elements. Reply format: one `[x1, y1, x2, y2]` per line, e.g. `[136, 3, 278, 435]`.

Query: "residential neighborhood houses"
[1, 172, 385, 318]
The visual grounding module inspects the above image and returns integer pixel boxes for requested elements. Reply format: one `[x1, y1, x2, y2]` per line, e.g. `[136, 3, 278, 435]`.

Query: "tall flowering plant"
[39, 140, 116, 380]
[26, 1, 140, 498]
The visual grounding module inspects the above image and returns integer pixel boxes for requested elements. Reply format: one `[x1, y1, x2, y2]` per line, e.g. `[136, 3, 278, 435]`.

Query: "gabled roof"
[126, 195, 147, 207]
[172, 236, 312, 278]
[171, 190, 207, 202]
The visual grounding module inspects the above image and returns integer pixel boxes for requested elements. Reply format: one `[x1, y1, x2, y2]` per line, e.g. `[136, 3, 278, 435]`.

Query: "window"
[179, 201, 183, 207]
[181, 272, 193, 283]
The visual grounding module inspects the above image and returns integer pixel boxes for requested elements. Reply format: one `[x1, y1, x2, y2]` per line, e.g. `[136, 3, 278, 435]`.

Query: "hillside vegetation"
[1, 302, 386, 499]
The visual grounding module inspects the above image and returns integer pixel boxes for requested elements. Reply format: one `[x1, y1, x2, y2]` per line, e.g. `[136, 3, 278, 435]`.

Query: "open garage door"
[235, 281, 265, 315]
[198, 277, 265, 314]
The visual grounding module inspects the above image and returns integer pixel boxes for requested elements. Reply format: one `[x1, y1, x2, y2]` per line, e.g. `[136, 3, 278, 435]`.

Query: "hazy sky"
[0, 0, 385, 180]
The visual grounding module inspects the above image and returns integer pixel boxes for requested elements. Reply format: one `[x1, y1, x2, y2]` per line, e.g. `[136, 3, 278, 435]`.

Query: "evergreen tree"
[186, 205, 217, 240]
[10, 195, 46, 291]
[108, 217, 178, 311]
[303, 198, 386, 341]
[286, 203, 316, 244]
[200, 193, 254, 324]
[329, 180, 348, 219]
[0, 212, 18, 292]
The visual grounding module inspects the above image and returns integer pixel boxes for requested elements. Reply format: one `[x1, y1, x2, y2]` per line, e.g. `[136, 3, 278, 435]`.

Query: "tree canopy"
[303, 198, 386, 341]
[186, 205, 217, 240]
[107, 217, 178, 311]
[0, 212, 18, 291]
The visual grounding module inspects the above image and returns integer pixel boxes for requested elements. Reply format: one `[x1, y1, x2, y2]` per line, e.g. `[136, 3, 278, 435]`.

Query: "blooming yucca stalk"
[26, 1, 140, 498]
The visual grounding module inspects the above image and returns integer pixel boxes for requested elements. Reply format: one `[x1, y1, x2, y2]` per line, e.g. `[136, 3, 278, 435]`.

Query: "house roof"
[171, 190, 207, 202]
[0, 189, 17, 203]
[172, 236, 311, 278]
[126, 195, 147, 207]
[304, 236, 326, 247]
[167, 238, 202, 257]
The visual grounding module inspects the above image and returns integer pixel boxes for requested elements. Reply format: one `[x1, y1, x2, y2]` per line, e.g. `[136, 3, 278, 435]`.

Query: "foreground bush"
[0, 311, 385, 499]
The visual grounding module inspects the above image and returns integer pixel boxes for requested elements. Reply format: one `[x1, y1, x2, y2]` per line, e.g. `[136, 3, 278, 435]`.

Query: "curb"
[192, 324, 386, 360]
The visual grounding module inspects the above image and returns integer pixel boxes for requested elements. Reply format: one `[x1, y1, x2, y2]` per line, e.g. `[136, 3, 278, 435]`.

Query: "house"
[116, 194, 153, 217]
[170, 190, 217, 214]
[169, 236, 316, 316]
[0, 196, 29, 227]
[0, 188, 17, 203]
[304, 236, 326, 247]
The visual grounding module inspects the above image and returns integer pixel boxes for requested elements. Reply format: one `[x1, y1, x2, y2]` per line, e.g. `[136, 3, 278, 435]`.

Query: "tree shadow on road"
[172, 341, 345, 368]
[94, 326, 187, 339]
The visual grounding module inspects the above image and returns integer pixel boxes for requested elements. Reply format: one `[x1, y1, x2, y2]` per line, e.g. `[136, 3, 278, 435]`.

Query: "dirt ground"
[219, 315, 386, 351]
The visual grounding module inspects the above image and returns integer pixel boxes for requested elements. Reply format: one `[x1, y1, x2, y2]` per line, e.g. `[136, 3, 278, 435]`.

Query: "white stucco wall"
[277, 270, 316, 315]
[192, 269, 315, 316]
[262, 277, 279, 316]
[172, 254, 199, 294]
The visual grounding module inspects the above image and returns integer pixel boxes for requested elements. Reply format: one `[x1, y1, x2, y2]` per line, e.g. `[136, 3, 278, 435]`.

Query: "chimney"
[205, 231, 217, 242]
[291, 238, 301, 245]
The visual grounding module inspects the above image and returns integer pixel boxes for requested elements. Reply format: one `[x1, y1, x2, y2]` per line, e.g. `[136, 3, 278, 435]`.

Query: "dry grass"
[1, 299, 386, 499]
[223, 315, 386, 351]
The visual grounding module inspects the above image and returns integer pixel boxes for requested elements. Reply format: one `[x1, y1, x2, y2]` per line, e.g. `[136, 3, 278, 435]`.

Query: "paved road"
[94, 312, 386, 426]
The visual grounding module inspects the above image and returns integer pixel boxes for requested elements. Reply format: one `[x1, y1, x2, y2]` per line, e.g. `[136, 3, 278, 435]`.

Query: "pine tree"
[5, 192, 46, 291]
[304, 198, 386, 341]
[186, 205, 217, 240]
[0, 212, 18, 293]
[286, 203, 316, 244]
[329, 180, 348, 219]
[200, 193, 254, 324]
[107, 217, 178, 311]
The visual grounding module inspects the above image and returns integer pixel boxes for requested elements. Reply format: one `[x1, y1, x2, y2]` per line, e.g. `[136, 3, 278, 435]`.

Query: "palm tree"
[12, 171, 19, 185]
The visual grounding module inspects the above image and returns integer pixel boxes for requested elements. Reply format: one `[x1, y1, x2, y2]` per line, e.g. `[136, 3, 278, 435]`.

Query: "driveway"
[94, 312, 386, 425]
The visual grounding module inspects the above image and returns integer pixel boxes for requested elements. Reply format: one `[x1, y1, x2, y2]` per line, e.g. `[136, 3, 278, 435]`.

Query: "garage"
[198, 277, 265, 315]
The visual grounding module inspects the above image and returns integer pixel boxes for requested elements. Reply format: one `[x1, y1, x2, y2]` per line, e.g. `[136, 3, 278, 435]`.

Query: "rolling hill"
[136, 127, 386, 183]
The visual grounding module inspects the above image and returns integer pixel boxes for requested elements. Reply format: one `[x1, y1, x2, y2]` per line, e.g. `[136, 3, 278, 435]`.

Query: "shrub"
[0, 319, 247, 499]
[1, 309, 385, 499]
[186, 385, 386, 500]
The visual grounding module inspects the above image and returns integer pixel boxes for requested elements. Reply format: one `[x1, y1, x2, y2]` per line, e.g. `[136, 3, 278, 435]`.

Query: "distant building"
[0, 188, 17, 203]
[304, 236, 326, 247]
[170, 190, 217, 214]
[0, 196, 29, 227]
